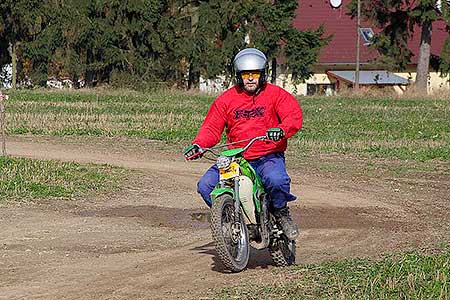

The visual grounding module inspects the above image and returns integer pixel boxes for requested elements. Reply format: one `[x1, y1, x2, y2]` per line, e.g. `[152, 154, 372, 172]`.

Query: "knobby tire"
[210, 194, 249, 272]
[269, 236, 296, 267]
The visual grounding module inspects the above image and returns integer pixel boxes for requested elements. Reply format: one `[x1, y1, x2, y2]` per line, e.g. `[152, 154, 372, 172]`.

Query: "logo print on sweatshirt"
[234, 106, 266, 120]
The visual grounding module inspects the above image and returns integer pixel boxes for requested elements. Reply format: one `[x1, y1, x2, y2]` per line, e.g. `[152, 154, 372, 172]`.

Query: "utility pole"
[355, 0, 361, 91]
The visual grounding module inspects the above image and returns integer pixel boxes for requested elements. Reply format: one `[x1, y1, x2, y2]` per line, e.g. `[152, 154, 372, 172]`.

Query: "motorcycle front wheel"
[210, 194, 249, 272]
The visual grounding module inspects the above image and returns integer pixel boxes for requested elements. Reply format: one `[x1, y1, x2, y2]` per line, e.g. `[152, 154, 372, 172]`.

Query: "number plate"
[219, 162, 240, 180]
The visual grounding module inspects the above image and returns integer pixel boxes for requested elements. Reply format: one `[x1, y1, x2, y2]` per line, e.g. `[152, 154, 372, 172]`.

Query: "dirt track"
[1, 136, 449, 299]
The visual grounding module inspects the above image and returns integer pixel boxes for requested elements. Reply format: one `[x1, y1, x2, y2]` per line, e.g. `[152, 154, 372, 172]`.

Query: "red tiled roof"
[292, 0, 449, 65]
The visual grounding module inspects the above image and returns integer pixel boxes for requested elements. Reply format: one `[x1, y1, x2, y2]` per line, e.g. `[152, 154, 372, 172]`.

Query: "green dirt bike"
[190, 136, 296, 272]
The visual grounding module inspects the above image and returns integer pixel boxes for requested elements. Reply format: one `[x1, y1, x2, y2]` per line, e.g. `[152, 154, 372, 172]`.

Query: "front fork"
[233, 177, 241, 217]
[217, 177, 243, 243]
[219, 178, 241, 216]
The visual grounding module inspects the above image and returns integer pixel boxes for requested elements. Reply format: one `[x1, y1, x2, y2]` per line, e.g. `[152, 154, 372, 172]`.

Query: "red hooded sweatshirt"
[193, 83, 302, 160]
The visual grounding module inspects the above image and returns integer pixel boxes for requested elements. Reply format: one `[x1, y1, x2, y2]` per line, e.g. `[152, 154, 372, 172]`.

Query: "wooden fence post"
[0, 92, 7, 156]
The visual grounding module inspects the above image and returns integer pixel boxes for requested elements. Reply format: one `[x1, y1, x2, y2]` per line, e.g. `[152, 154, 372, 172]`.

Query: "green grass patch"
[3, 90, 450, 161]
[0, 156, 124, 201]
[296, 96, 450, 162]
[218, 250, 450, 300]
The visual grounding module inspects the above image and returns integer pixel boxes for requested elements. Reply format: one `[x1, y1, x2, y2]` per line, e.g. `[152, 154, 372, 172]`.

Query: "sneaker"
[272, 206, 299, 240]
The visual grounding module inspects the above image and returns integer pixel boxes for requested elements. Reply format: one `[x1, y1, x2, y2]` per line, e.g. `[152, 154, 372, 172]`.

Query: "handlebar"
[186, 135, 268, 161]
[240, 135, 267, 153]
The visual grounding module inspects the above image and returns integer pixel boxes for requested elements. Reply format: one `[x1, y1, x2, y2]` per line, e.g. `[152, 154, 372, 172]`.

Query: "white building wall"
[396, 72, 450, 94]
[275, 72, 335, 95]
[199, 70, 450, 96]
[199, 77, 232, 94]
[0, 64, 12, 89]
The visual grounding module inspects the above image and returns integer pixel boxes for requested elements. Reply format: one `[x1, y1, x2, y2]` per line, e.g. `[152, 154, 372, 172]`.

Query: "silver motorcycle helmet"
[233, 48, 268, 88]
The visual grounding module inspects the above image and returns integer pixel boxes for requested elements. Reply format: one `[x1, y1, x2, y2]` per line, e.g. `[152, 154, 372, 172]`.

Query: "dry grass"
[4, 89, 450, 161]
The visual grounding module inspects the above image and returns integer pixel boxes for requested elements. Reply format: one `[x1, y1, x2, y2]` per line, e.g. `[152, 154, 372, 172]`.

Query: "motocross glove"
[184, 144, 202, 160]
[266, 128, 285, 141]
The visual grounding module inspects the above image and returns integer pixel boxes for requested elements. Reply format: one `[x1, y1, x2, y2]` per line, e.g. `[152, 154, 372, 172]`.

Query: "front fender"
[210, 187, 235, 204]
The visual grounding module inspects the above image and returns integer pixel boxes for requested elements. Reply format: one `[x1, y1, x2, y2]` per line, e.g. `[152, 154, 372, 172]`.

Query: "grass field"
[4, 89, 450, 161]
[1, 89, 449, 298]
[0, 156, 124, 201]
[218, 249, 450, 300]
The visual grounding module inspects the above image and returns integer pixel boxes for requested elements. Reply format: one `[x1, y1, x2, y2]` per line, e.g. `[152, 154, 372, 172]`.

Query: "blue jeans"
[197, 152, 296, 209]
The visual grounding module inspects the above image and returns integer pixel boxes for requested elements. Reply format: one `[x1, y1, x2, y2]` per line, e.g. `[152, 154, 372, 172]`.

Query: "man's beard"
[243, 83, 258, 94]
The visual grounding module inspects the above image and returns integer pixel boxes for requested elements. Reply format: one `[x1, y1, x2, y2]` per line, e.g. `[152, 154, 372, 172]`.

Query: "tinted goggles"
[241, 71, 261, 80]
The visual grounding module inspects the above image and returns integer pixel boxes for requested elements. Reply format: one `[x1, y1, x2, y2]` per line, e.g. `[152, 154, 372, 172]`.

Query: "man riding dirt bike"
[184, 48, 303, 271]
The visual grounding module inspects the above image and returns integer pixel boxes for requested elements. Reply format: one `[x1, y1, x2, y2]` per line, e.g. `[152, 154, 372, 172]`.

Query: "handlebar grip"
[185, 150, 204, 161]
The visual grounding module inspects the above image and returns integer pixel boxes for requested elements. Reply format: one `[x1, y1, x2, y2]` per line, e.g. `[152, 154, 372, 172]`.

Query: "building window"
[360, 28, 374, 45]
[307, 84, 336, 96]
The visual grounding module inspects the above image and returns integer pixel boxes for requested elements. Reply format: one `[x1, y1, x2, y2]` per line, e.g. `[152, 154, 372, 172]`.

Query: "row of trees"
[0, 0, 329, 90]
[2, 0, 450, 92]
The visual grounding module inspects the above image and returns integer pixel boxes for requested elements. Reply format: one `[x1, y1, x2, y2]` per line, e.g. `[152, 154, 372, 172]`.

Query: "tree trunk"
[271, 57, 277, 84]
[187, 63, 199, 90]
[415, 20, 432, 93]
[85, 48, 95, 87]
[8, 42, 17, 90]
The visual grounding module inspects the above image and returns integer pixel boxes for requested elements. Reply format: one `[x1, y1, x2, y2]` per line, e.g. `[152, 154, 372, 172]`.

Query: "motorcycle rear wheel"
[210, 194, 249, 272]
[269, 235, 296, 267]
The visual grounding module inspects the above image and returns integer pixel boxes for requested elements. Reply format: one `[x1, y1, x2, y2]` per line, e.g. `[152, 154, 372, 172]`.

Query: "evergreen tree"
[1, 0, 329, 90]
[0, 36, 10, 87]
[0, 0, 46, 88]
[348, 0, 440, 93]
[185, 0, 249, 88]
[28, 0, 180, 88]
[187, 0, 329, 88]
[436, 0, 450, 77]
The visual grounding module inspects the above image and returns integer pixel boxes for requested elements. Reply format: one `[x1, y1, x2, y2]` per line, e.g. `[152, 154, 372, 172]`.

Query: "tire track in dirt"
[1, 136, 436, 299]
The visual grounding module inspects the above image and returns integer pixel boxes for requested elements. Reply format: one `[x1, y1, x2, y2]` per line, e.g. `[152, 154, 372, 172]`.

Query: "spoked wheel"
[269, 235, 296, 267]
[210, 194, 249, 272]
